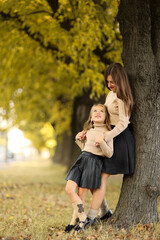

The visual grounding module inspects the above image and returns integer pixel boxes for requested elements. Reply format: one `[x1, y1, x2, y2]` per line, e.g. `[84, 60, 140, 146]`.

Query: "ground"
[0, 158, 159, 240]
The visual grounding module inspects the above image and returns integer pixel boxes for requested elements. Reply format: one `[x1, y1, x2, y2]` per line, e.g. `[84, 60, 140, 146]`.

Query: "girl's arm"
[104, 98, 130, 142]
[95, 134, 113, 158]
[75, 130, 86, 150]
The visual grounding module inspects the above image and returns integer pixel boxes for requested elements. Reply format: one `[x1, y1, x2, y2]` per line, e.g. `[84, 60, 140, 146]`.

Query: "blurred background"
[0, 0, 122, 168]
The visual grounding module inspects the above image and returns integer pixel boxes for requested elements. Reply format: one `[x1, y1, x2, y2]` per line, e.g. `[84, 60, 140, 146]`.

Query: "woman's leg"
[78, 187, 97, 227]
[86, 173, 110, 221]
[78, 187, 88, 205]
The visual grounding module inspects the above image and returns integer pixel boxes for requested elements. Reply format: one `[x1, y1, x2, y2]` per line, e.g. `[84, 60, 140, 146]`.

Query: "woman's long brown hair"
[83, 104, 111, 131]
[104, 63, 133, 116]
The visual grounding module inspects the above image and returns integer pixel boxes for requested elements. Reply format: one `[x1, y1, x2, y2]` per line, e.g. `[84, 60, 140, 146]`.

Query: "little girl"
[65, 104, 113, 233]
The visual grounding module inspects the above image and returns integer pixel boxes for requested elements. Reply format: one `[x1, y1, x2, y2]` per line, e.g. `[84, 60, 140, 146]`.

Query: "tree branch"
[146, 185, 160, 197]
[46, 0, 59, 14]
[0, 11, 74, 65]
[92, 0, 107, 10]
[0, 11, 58, 52]
[27, 10, 53, 16]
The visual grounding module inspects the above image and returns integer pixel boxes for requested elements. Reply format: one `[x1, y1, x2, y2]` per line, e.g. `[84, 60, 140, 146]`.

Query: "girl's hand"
[95, 132, 105, 146]
[76, 130, 86, 141]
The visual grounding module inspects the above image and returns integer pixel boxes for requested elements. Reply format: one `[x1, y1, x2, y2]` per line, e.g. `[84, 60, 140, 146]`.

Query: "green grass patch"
[0, 159, 159, 240]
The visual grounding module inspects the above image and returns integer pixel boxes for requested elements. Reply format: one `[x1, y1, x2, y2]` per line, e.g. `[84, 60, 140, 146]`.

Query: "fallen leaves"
[0, 161, 160, 240]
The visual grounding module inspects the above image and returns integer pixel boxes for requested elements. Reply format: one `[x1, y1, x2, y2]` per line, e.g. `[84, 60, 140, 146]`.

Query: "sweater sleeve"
[104, 98, 130, 142]
[75, 139, 85, 150]
[99, 139, 113, 158]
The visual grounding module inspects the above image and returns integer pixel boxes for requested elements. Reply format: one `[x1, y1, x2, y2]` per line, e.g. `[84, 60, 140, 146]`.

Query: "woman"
[87, 62, 135, 221]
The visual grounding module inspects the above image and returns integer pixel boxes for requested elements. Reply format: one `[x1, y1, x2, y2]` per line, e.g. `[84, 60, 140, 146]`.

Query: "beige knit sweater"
[75, 124, 113, 158]
[104, 91, 130, 141]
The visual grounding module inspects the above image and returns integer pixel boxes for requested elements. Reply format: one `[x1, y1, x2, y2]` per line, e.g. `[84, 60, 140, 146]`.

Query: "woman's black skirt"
[65, 151, 104, 189]
[102, 125, 135, 175]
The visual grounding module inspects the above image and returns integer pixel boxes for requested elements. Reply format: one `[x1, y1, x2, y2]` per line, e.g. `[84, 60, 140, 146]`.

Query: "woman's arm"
[95, 133, 113, 158]
[104, 98, 130, 142]
[99, 139, 113, 158]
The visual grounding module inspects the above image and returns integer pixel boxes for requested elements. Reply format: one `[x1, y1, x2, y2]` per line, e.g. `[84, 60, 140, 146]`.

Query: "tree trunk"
[53, 132, 72, 165]
[113, 0, 160, 227]
[4, 131, 8, 163]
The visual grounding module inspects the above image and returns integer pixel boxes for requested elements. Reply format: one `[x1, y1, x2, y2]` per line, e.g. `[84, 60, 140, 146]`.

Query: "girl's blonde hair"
[83, 104, 111, 131]
[104, 63, 133, 116]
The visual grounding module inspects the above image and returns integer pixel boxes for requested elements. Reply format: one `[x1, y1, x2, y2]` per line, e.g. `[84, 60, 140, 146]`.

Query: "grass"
[0, 158, 159, 240]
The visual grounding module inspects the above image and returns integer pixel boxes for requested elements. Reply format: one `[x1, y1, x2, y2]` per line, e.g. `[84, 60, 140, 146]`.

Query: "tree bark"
[53, 132, 72, 165]
[113, 0, 160, 227]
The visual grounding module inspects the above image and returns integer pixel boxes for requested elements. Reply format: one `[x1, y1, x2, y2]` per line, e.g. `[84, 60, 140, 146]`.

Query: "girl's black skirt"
[102, 125, 135, 175]
[65, 151, 104, 189]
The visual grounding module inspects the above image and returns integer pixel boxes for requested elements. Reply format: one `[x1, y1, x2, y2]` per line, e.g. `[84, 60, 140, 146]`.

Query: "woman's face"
[106, 75, 117, 92]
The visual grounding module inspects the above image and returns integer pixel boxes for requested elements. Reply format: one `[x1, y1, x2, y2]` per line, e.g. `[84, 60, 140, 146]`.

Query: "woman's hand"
[95, 132, 105, 146]
[75, 130, 86, 141]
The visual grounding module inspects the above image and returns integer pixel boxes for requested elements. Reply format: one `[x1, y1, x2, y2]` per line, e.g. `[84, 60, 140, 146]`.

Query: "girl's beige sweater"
[104, 91, 130, 141]
[75, 124, 113, 158]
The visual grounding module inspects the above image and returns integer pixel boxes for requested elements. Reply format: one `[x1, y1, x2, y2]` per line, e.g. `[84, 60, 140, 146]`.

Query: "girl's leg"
[67, 187, 88, 227]
[65, 180, 87, 229]
[66, 180, 81, 203]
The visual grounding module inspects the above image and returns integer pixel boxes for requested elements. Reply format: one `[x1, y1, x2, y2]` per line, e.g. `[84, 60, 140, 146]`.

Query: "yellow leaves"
[67, 8, 71, 12]
[5, 193, 10, 197]
[50, 101, 72, 135]
[40, 122, 54, 137]
[5, 193, 15, 199]
[0, 159, 160, 240]
[59, 0, 68, 5]
[38, 122, 57, 149]
[45, 139, 57, 148]
[28, 218, 32, 223]
[37, 18, 43, 24]
[0, 0, 122, 143]
[86, 234, 99, 240]
[37, 16, 53, 24]
[137, 225, 145, 231]
[137, 223, 154, 231]
[121, 228, 127, 234]
[44, 16, 53, 22]
[35, 0, 42, 4]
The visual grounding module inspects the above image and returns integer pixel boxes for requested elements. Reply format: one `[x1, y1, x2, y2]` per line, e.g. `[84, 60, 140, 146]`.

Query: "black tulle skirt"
[102, 125, 135, 175]
[65, 151, 104, 189]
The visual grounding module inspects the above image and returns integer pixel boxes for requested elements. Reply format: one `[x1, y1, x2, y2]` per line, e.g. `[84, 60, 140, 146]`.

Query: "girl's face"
[91, 106, 106, 124]
[106, 75, 117, 92]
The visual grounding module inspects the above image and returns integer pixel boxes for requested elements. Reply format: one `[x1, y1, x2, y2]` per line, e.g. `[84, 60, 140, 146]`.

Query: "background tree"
[0, 0, 122, 165]
[112, 0, 160, 228]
